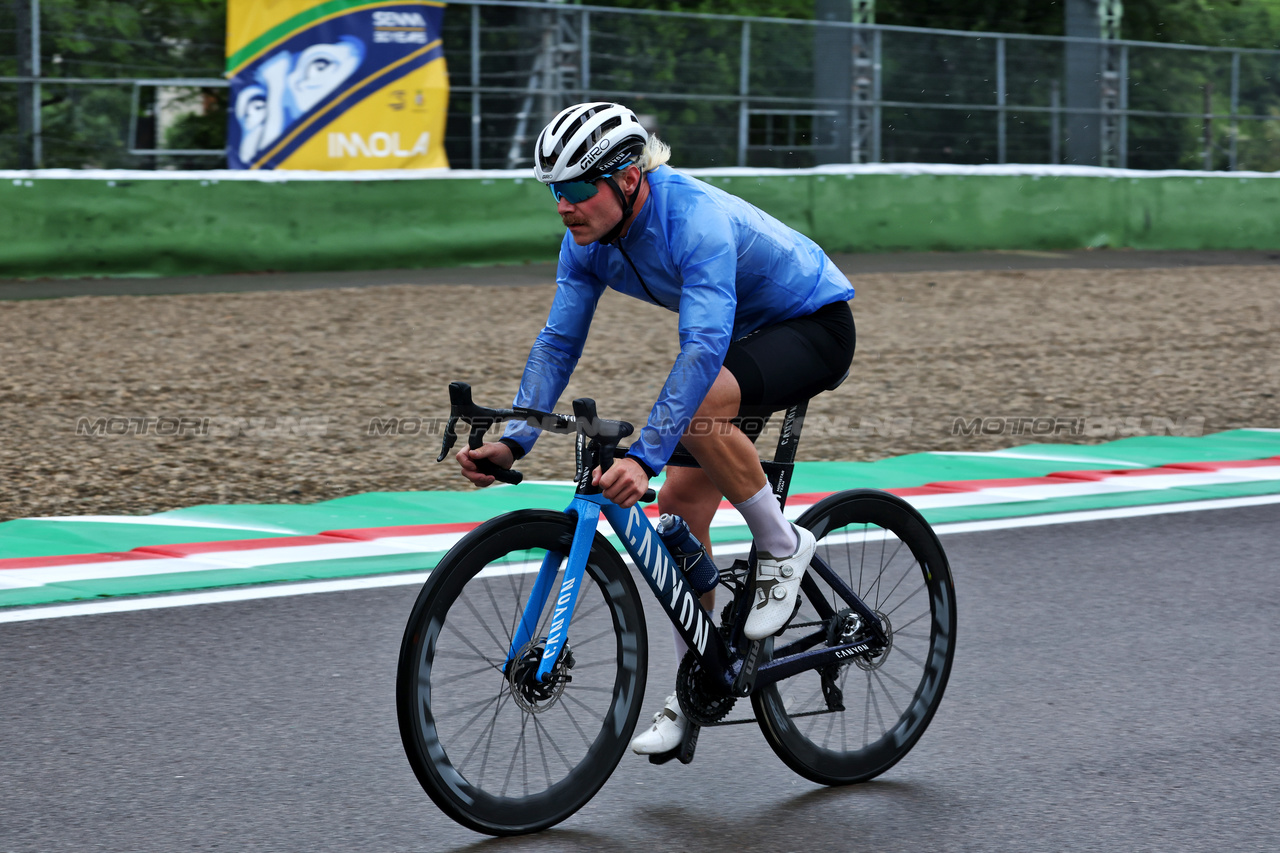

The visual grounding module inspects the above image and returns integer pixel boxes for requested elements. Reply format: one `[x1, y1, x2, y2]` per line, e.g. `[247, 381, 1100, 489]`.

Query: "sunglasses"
[548, 178, 604, 204]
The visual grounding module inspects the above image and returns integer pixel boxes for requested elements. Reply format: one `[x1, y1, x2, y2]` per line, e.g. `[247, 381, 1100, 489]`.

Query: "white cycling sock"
[673, 625, 689, 665]
[733, 484, 798, 557]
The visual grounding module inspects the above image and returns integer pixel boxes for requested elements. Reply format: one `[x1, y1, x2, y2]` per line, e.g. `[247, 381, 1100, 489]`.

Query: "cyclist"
[456, 102, 855, 757]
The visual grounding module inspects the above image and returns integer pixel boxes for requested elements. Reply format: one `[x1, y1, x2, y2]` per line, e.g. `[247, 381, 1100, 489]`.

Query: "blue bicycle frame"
[508, 490, 889, 697]
[438, 381, 889, 699]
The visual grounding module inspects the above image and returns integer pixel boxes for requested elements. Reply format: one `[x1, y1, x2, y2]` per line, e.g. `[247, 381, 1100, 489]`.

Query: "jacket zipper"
[616, 243, 672, 310]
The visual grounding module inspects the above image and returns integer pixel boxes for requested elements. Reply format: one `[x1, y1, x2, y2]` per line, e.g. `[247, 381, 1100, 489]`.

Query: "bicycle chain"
[684, 561, 843, 727]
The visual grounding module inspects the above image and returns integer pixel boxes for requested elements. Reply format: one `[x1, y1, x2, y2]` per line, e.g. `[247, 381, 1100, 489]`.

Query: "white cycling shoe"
[744, 524, 816, 640]
[629, 693, 687, 755]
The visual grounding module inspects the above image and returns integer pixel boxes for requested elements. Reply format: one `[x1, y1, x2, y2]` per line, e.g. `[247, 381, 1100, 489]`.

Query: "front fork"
[506, 493, 728, 688]
[504, 499, 600, 683]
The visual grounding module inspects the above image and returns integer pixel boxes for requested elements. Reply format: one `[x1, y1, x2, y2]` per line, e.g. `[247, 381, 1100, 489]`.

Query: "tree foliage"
[594, 0, 1280, 49]
[4, 0, 224, 168]
[585, 0, 1280, 168]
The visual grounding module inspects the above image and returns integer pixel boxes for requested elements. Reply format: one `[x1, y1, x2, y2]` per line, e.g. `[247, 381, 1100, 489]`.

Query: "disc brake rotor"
[506, 639, 574, 713]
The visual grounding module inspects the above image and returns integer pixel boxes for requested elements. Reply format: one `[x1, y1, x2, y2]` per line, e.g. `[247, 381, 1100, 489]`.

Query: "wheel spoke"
[890, 643, 927, 669]
[870, 535, 908, 610]
[857, 523, 868, 597]
[531, 714, 555, 786]
[873, 664, 918, 695]
[459, 592, 515, 660]
[504, 565, 537, 646]
[463, 686, 512, 787]
[500, 710, 532, 798]
[559, 691, 601, 749]
[569, 657, 622, 672]
[566, 683, 618, 695]
[891, 609, 931, 634]
[570, 625, 616, 649]
[869, 668, 905, 718]
[432, 661, 504, 687]
[876, 547, 919, 610]
[484, 573, 519, 646]
[882, 579, 927, 620]
[867, 675, 888, 736]
[440, 616, 503, 666]
[434, 689, 508, 718]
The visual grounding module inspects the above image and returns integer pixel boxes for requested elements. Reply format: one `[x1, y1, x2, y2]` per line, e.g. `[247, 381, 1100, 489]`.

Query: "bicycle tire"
[396, 509, 648, 836]
[752, 489, 956, 786]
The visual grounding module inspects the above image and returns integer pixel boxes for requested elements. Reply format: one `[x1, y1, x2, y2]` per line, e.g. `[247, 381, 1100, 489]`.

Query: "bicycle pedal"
[647, 723, 700, 766]
[677, 722, 700, 764]
[647, 748, 678, 766]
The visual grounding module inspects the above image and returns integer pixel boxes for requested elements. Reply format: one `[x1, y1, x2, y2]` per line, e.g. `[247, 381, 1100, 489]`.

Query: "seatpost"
[762, 400, 807, 506]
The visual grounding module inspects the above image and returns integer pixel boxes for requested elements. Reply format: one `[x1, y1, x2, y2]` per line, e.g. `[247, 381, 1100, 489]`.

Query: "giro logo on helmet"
[578, 138, 613, 170]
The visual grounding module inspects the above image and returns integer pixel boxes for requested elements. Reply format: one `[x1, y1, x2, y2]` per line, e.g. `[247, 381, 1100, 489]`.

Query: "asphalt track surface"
[2, 248, 1278, 299]
[3, 503, 1277, 852]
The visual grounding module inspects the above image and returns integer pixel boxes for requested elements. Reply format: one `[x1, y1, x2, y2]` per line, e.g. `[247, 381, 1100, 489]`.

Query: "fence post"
[996, 36, 1006, 164]
[1118, 44, 1128, 168]
[1050, 79, 1061, 164]
[738, 20, 750, 167]
[1229, 51, 1240, 171]
[872, 27, 882, 162]
[470, 4, 481, 169]
[580, 10, 590, 98]
[31, 0, 43, 168]
[1203, 82, 1213, 170]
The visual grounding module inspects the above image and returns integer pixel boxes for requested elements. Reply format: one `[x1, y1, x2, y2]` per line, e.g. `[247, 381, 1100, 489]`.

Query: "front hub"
[506, 639, 574, 713]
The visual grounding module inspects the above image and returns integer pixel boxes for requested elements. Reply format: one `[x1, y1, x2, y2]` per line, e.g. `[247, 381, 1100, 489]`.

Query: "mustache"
[561, 215, 589, 226]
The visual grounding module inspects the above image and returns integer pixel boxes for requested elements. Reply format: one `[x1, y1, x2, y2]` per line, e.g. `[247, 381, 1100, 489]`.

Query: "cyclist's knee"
[694, 368, 742, 423]
[658, 469, 718, 519]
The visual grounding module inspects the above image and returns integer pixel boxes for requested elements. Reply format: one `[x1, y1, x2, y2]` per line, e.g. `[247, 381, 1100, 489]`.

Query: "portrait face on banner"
[226, 1, 450, 170]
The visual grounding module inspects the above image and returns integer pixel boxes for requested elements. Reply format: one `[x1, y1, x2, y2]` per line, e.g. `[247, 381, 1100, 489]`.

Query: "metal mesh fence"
[4, 0, 1279, 172]
[0, 0, 225, 169]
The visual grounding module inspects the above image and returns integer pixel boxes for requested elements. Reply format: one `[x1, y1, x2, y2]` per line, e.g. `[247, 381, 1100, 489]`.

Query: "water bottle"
[656, 513, 719, 594]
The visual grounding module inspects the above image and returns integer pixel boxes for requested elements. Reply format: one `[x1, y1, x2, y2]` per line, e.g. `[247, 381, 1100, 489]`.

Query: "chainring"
[676, 651, 736, 726]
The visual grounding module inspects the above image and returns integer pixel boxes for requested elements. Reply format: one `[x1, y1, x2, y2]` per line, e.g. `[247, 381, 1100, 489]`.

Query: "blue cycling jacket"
[502, 165, 856, 475]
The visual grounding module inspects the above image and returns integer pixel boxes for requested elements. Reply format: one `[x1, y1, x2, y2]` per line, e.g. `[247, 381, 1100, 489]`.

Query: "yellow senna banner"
[226, 0, 449, 170]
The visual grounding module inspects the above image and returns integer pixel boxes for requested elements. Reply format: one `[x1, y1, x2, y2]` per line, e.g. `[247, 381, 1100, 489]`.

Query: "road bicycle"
[396, 381, 957, 836]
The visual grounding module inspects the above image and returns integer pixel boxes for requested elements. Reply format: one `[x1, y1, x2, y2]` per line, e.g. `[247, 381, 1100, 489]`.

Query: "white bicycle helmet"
[534, 102, 649, 184]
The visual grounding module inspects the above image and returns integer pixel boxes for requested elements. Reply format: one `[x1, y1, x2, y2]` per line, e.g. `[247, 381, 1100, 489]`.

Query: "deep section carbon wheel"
[396, 510, 647, 836]
[752, 490, 957, 785]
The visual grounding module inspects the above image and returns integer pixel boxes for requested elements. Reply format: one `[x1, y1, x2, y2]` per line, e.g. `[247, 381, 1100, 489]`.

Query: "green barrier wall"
[2, 169, 1278, 279]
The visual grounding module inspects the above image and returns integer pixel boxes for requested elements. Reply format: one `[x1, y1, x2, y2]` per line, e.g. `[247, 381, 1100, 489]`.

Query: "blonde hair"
[637, 134, 671, 173]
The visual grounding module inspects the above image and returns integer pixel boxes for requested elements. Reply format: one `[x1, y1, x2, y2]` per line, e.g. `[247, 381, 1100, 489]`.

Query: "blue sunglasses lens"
[549, 180, 600, 204]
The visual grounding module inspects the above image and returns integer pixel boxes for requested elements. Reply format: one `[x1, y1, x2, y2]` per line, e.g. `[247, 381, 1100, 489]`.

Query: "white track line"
[1, 493, 1277, 625]
[26, 516, 305, 534]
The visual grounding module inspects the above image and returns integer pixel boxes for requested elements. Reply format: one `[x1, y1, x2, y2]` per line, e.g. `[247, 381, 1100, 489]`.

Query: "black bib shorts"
[669, 299, 856, 463]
